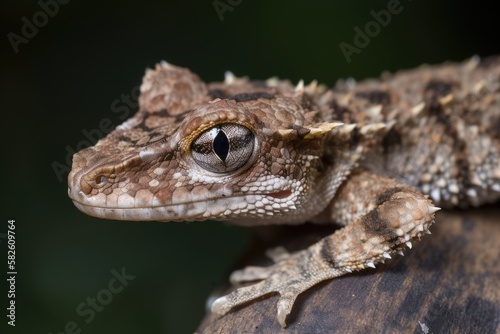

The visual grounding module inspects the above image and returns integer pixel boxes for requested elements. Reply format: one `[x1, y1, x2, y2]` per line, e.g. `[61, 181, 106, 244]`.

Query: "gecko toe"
[229, 266, 273, 284]
[211, 296, 229, 315]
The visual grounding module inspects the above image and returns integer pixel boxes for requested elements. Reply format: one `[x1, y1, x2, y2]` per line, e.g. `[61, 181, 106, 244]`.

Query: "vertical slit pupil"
[213, 129, 229, 162]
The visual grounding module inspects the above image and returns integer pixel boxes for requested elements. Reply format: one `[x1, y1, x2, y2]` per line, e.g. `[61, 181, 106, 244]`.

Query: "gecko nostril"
[95, 175, 108, 185]
[79, 173, 111, 195]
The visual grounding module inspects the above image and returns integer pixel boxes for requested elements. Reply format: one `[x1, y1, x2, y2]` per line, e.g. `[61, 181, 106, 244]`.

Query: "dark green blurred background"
[1, 1, 499, 333]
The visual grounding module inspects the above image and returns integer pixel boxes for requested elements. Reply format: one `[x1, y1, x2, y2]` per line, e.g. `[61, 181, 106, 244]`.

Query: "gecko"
[68, 56, 500, 327]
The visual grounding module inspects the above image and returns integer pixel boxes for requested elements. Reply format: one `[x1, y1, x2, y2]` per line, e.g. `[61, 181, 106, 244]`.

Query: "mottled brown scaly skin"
[68, 56, 500, 327]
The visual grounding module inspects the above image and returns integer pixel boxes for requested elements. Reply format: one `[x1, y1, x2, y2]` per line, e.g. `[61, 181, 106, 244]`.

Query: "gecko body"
[68, 56, 500, 327]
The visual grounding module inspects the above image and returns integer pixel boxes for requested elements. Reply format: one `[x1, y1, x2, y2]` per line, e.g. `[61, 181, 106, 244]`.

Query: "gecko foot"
[212, 176, 438, 328]
[212, 248, 347, 327]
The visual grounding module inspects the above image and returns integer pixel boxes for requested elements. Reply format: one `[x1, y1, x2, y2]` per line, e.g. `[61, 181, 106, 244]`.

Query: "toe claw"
[277, 304, 288, 328]
[428, 206, 441, 214]
[276, 297, 294, 328]
[211, 296, 229, 315]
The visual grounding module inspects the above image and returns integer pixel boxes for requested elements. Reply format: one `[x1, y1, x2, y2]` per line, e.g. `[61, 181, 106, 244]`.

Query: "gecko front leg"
[211, 171, 439, 327]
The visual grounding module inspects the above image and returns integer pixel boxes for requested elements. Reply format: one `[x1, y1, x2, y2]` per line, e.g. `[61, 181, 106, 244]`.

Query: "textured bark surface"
[197, 205, 500, 334]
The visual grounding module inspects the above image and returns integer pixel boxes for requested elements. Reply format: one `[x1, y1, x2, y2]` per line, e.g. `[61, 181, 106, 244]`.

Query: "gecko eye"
[191, 123, 255, 173]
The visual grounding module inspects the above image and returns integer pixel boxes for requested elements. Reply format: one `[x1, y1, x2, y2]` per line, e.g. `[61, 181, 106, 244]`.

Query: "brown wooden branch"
[197, 206, 500, 333]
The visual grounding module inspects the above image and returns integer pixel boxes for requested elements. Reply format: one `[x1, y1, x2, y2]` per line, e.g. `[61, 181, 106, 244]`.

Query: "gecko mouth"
[69, 188, 296, 222]
[266, 190, 292, 199]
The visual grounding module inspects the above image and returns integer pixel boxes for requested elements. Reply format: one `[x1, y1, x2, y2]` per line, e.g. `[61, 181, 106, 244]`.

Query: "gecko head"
[68, 62, 366, 224]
